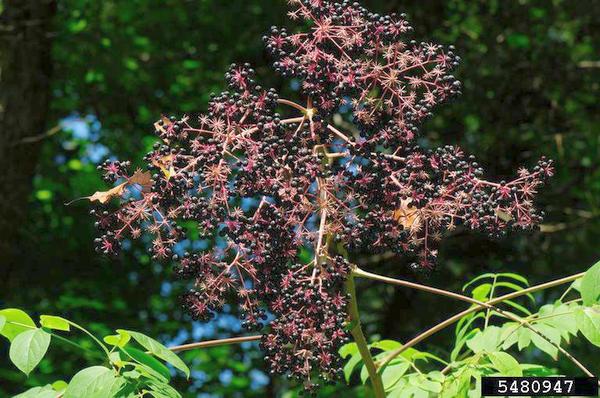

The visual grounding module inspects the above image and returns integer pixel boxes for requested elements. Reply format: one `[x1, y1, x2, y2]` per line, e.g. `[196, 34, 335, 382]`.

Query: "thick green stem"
[345, 274, 386, 398]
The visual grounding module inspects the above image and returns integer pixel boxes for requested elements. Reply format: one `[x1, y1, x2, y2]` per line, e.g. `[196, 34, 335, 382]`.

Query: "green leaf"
[539, 303, 578, 338]
[428, 371, 445, 382]
[530, 324, 560, 359]
[340, 343, 361, 383]
[0, 315, 5, 333]
[452, 328, 479, 361]
[412, 351, 447, 365]
[503, 300, 532, 315]
[359, 364, 369, 385]
[497, 273, 529, 286]
[104, 330, 131, 347]
[520, 364, 557, 376]
[0, 309, 36, 342]
[381, 362, 410, 391]
[471, 284, 492, 301]
[120, 346, 171, 381]
[517, 328, 532, 351]
[488, 351, 522, 376]
[63, 366, 123, 398]
[494, 282, 535, 303]
[343, 353, 361, 383]
[12, 385, 57, 398]
[146, 379, 182, 398]
[440, 378, 460, 398]
[466, 326, 501, 353]
[369, 340, 402, 351]
[387, 379, 409, 398]
[462, 273, 495, 291]
[500, 322, 520, 350]
[120, 330, 189, 378]
[420, 379, 442, 393]
[581, 260, 600, 306]
[571, 279, 582, 293]
[40, 315, 70, 332]
[9, 328, 51, 376]
[339, 342, 358, 358]
[576, 306, 600, 346]
[455, 312, 484, 338]
[51, 380, 68, 392]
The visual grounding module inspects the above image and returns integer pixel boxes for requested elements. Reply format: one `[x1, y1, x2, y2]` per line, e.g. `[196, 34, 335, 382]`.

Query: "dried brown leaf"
[66, 170, 152, 205]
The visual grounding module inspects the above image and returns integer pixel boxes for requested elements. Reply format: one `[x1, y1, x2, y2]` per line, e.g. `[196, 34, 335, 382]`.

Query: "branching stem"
[344, 274, 386, 398]
[169, 335, 261, 353]
[352, 267, 593, 378]
[371, 270, 585, 370]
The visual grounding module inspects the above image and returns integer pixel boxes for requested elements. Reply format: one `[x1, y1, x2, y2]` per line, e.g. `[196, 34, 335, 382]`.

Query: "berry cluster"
[98, 159, 131, 183]
[265, 0, 461, 146]
[262, 258, 351, 390]
[89, 0, 551, 391]
[341, 145, 552, 268]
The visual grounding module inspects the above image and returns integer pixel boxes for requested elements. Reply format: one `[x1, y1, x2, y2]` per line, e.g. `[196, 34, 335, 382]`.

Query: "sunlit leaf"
[9, 328, 51, 376]
[63, 366, 123, 398]
[12, 385, 56, 398]
[581, 260, 600, 306]
[488, 351, 522, 376]
[530, 324, 560, 359]
[40, 315, 70, 332]
[466, 326, 501, 353]
[120, 329, 189, 378]
[0, 309, 36, 342]
[462, 273, 495, 291]
[381, 362, 410, 391]
[497, 273, 529, 286]
[120, 346, 171, 381]
[104, 330, 131, 348]
[576, 306, 600, 347]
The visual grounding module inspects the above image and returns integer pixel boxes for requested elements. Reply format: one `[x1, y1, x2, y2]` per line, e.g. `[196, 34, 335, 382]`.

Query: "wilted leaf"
[67, 169, 151, 204]
[151, 154, 176, 180]
[392, 199, 420, 229]
[495, 208, 513, 222]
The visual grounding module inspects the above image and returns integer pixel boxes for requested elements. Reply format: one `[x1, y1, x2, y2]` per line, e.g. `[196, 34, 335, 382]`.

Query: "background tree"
[0, 0, 56, 286]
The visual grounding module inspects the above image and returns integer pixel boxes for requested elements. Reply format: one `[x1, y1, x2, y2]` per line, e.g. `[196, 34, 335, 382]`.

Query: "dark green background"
[0, 0, 599, 396]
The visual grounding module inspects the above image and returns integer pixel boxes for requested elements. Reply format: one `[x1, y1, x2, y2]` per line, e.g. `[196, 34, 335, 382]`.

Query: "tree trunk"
[0, 1, 55, 271]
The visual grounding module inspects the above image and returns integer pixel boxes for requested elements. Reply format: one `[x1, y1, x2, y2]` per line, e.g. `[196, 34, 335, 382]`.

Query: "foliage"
[4, 262, 600, 397]
[342, 261, 600, 397]
[1, 309, 189, 398]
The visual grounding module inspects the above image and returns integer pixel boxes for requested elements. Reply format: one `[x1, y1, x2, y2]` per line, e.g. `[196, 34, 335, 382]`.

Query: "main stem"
[345, 274, 386, 398]
[306, 97, 384, 396]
